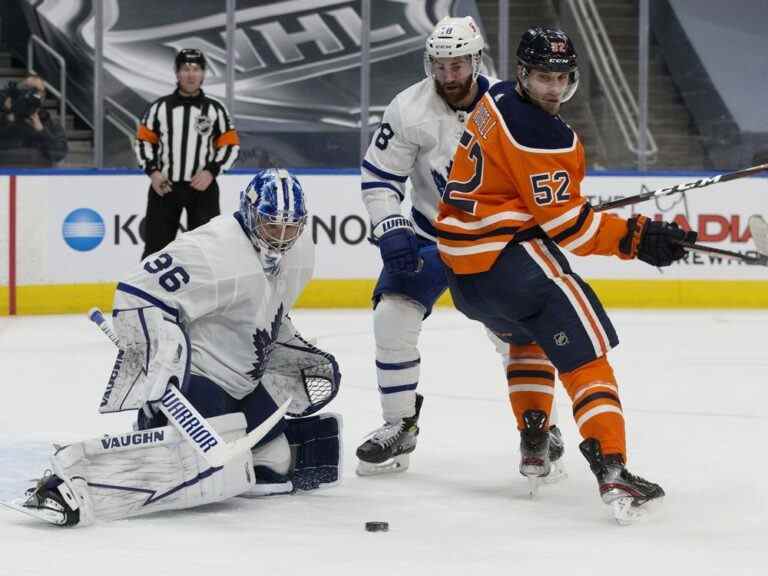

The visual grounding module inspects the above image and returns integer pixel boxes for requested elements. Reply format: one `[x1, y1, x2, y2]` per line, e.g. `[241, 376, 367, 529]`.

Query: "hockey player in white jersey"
[357, 16, 565, 481]
[11, 169, 342, 526]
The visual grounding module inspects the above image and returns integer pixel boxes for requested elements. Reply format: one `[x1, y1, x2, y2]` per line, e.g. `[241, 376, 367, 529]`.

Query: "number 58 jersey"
[113, 214, 315, 399]
[435, 81, 630, 275]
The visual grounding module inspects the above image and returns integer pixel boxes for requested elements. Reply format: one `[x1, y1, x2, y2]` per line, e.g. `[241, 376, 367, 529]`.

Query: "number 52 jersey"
[435, 81, 630, 275]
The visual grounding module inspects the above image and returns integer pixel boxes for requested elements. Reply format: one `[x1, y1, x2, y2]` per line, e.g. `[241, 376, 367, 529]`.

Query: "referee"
[135, 48, 240, 259]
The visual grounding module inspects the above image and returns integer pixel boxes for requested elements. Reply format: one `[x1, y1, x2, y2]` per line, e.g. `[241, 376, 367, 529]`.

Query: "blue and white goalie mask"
[240, 168, 308, 276]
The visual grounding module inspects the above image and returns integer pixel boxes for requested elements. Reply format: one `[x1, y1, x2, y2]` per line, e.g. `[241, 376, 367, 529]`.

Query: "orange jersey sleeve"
[436, 82, 629, 275]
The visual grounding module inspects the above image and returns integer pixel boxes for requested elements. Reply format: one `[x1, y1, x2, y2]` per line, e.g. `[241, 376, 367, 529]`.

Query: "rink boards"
[0, 170, 767, 314]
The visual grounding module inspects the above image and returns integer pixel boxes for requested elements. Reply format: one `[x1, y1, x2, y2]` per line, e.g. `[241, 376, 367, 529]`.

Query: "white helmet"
[424, 16, 485, 80]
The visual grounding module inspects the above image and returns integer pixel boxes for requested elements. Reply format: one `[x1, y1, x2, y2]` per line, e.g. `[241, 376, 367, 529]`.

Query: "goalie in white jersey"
[357, 16, 565, 480]
[13, 169, 342, 526]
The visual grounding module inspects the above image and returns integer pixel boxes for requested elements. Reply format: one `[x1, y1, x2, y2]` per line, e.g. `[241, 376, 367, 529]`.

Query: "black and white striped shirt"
[135, 88, 239, 183]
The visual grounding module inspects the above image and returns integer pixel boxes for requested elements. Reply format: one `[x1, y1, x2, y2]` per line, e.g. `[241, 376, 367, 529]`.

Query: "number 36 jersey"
[435, 81, 630, 275]
[113, 214, 315, 399]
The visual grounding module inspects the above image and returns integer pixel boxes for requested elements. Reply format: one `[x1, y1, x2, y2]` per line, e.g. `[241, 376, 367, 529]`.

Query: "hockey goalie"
[5, 169, 342, 527]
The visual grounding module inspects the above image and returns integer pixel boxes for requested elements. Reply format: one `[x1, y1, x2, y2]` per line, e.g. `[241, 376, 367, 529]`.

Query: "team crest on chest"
[195, 114, 213, 136]
[247, 303, 284, 381]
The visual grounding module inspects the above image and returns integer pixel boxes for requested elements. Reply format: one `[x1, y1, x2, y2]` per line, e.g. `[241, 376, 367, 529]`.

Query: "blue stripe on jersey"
[411, 208, 438, 239]
[379, 383, 418, 394]
[376, 358, 421, 370]
[115, 282, 180, 321]
[362, 180, 404, 201]
[362, 160, 408, 183]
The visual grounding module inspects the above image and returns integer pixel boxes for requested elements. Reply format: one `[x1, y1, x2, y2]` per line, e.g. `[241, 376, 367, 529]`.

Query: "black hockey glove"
[620, 215, 698, 267]
[372, 215, 422, 276]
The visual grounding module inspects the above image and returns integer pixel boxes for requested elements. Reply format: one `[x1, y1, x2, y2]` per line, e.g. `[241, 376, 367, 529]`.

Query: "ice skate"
[519, 410, 552, 496]
[579, 438, 665, 525]
[544, 424, 567, 485]
[356, 394, 423, 476]
[1, 471, 80, 527]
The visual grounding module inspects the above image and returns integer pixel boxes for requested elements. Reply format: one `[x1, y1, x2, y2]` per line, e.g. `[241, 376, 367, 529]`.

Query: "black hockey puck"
[365, 521, 389, 532]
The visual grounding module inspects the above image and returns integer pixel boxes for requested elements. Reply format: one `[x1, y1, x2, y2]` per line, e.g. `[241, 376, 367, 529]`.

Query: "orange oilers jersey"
[435, 81, 630, 275]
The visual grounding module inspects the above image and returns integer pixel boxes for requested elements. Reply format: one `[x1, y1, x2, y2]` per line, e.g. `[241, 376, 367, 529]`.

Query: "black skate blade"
[0, 497, 68, 526]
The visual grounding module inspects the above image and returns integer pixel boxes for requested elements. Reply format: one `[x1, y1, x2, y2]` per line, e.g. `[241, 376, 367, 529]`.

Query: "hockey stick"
[593, 163, 768, 212]
[88, 308, 290, 468]
[678, 214, 768, 266]
[677, 243, 767, 266]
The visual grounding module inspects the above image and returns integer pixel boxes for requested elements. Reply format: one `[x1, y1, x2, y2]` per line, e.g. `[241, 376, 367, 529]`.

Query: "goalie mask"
[239, 168, 308, 276]
[517, 27, 579, 104]
[424, 16, 484, 82]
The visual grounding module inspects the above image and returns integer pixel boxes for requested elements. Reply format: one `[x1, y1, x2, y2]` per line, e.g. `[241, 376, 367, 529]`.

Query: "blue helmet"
[239, 168, 308, 254]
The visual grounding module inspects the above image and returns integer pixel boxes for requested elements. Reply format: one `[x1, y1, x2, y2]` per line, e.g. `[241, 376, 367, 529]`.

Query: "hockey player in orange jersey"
[435, 27, 697, 524]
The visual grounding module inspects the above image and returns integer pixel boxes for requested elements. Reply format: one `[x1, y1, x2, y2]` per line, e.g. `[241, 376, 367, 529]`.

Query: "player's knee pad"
[286, 412, 342, 491]
[104, 307, 189, 413]
[373, 294, 424, 358]
[50, 413, 253, 524]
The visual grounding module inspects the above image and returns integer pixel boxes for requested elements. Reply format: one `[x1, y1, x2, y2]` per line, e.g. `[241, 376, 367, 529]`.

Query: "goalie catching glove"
[260, 318, 341, 417]
[619, 215, 698, 267]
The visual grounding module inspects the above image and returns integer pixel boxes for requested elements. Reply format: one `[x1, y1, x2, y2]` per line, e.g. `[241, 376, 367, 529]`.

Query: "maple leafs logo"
[431, 161, 453, 197]
[247, 303, 284, 381]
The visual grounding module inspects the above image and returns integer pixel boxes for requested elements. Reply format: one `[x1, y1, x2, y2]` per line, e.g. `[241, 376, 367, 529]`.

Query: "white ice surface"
[1, 309, 766, 575]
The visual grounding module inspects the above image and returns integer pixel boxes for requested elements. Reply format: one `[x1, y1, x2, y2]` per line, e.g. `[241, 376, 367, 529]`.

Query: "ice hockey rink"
[0, 308, 766, 576]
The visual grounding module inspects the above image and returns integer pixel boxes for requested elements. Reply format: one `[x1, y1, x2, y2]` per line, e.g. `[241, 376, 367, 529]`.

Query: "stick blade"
[748, 215, 768, 256]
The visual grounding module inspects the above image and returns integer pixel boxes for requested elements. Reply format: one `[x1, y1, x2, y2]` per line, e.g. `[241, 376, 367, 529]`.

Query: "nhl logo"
[553, 331, 569, 346]
[195, 115, 213, 136]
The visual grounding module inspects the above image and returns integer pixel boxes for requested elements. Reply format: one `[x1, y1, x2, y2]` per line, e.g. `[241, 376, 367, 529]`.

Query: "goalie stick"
[88, 308, 290, 468]
[592, 163, 768, 212]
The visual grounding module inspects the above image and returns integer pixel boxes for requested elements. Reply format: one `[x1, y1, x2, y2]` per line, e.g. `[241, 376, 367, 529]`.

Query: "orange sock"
[506, 343, 555, 430]
[560, 356, 626, 460]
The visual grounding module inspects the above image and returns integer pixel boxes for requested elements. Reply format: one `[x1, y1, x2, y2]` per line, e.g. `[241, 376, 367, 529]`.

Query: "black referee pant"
[141, 180, 220, 260]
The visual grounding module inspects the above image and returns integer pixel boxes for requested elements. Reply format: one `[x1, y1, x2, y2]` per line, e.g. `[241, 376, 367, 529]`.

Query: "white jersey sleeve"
[361, 94, 419, 226]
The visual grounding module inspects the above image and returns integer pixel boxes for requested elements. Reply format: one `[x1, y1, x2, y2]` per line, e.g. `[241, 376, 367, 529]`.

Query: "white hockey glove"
[260, 328, 341, 418]
[100, 307, 189, 413]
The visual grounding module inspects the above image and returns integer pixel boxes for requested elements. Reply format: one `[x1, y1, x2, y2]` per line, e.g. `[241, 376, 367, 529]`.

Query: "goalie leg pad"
[50, 412, 254, 524]
[286, 413, 343, 491]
